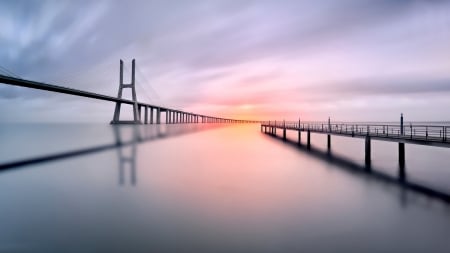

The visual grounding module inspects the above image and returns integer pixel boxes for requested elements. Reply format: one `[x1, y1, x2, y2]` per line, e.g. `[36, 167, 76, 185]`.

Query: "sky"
[1, 0, 450, 122]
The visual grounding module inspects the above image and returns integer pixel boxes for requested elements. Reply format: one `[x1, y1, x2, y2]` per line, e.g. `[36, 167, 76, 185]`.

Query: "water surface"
[0, 124, 449, 252]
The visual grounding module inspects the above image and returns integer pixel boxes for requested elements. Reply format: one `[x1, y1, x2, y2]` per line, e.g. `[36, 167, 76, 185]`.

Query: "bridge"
[0, 59, 258, 125]
[1, 59, 450, 202]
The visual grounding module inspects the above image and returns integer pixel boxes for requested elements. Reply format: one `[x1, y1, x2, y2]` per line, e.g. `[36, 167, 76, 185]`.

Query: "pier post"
[327, 134, 331, 151]
[307, 130, 311, 149]
[399, 143, 405, 179]
[399, 113, 406, 179]
[365, 135, 371, 168]
[328, 117, 331, 132]
[400, 113, 404, 136]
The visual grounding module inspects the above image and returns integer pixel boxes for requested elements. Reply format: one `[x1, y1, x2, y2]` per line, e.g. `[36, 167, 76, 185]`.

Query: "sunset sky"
[1, 0, 450, 122]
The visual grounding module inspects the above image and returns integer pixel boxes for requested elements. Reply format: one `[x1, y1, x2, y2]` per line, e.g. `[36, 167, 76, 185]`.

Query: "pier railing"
[261, 121, 449, 143]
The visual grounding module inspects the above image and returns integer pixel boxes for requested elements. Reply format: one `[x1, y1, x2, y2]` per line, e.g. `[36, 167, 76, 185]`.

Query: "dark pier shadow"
[263, 132, 450, 205]
[0, 123, 229, 173]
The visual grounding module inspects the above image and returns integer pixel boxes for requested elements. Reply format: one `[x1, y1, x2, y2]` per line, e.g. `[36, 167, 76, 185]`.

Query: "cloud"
[1, 0, 450, 122]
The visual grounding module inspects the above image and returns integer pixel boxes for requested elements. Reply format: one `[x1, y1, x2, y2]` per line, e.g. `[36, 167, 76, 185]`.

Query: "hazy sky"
[1, 0, 450, 122]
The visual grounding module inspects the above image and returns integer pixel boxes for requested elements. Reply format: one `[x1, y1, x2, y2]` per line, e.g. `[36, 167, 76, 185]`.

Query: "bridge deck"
[0, 74, 257, 123]
[261, 122, 450, 148]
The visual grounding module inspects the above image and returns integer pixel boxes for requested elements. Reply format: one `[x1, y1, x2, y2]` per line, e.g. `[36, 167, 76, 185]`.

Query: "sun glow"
[238, 104, 254, 110]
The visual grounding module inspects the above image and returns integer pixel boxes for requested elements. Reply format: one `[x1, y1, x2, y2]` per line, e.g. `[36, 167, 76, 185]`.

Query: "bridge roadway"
[0, 74, 257, 124]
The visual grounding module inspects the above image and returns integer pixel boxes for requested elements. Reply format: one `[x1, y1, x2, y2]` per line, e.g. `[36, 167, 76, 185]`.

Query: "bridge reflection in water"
[0, 123, 229, 178]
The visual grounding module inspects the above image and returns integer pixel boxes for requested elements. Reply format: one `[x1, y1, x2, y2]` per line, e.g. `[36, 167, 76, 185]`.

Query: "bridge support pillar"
[157, 108, 161, 124]
[150, 108, 154, 124]
[138, 105, 142, 122]
[111, 59, 141, 124]
[307, 130, 311, 149]
[283, 128, 286, 141]
[144, 106, 148, 124]
[365, 136, 371, 168]
[298, 130, 301, 145]
[399, 143, 406, 179]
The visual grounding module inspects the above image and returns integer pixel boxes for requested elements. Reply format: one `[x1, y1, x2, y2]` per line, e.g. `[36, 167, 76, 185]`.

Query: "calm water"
[0, 123, 449, 252]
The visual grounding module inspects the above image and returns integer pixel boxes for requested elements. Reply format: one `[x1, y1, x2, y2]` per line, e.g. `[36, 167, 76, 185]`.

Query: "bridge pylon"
[111, 59, 141, 124]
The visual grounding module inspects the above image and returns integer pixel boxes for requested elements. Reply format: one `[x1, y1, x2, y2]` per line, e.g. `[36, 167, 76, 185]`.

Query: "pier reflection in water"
[0, 124, 449, 252]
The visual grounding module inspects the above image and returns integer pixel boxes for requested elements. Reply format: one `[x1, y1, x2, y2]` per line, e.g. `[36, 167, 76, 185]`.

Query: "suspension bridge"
[0, 59, 258, 125]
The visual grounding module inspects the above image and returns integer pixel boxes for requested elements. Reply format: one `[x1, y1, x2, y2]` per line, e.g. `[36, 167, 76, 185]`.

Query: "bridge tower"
[111, 59, 141, 124]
